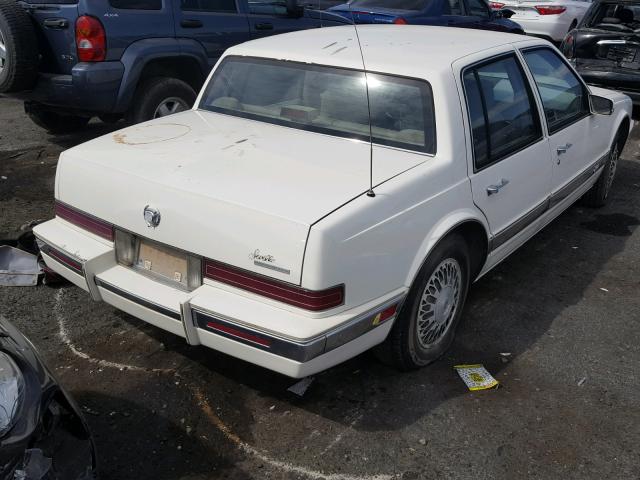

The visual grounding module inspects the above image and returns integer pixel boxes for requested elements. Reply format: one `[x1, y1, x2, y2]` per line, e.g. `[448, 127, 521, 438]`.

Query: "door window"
[248, 0, 287, 15]
[522, 48, 589, 134]
[445, 0, 463, 15]
[181, 0, 237, 12]
[465, 0, 490, 17]
[462, 54, 542, 170]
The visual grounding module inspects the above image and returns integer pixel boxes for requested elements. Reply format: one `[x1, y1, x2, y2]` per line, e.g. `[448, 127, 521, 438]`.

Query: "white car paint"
[495, 0, 592, 42]
[34, 26, 632, 377]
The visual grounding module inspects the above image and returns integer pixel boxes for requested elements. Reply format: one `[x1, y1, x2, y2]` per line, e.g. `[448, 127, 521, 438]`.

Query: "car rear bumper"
[576, 67, 640, 107]
[515, 16, 570, 42]
[33, 218, 405, 378]
[11, 62, 125, 115]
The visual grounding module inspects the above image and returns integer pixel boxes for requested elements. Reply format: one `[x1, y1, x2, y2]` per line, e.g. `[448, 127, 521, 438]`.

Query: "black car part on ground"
[562, 0, 640, 105]
[0, 318, 96, 480]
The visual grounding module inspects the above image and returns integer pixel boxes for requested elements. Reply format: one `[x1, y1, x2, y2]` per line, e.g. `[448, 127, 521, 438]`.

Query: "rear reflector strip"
[203, 259, 344, 311]
[193, 295, 405, 362]
[206, 321, 272, 347]
[41, 243, 83, 275]
[55, 201, 114, 241]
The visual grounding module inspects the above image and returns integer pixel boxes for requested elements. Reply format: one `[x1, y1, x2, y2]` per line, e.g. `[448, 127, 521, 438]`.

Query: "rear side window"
[522, 48, 589, 133]
[199, 57, 436, 154]
[584, 2, 640, 30]
[463, 54, 542, 170]
[109, 0, 161, 9]
[181, 0, 237, 11]
[465, 0, 490, 17]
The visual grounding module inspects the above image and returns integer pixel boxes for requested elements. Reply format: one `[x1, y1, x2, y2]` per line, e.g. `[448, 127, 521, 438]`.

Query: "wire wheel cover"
[417, 258, 461, 348]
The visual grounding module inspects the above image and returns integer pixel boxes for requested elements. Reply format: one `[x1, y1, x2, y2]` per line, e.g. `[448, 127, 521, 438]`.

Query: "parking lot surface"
[1, 95, 639, 480]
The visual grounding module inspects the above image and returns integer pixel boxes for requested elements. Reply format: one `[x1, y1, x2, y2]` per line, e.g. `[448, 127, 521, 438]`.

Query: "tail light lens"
[393, 17, 408, 24]
[203, 259, 344, 311]
[76, 15, 106, 62]
[561, 31, 576, 59]
[535, 5, 566, 15]
[55, 201, 114, 241]
[489, 2, 505, 9]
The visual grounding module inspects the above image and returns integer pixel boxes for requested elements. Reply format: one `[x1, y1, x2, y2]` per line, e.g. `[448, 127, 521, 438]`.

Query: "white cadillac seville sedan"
[34, 26, 631, 378]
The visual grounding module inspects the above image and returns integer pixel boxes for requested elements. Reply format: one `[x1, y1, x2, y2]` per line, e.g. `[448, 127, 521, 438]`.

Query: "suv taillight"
[76, 15, 106, 62]
[393, 17, 408, 24]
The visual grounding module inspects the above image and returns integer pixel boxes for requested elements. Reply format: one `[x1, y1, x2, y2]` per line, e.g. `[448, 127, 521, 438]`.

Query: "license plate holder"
[135, 240, 190, 288]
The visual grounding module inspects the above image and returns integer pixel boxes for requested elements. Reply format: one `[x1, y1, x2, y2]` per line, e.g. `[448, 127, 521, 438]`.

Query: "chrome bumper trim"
[192, 293, 406, 363]
[94, 278, 182, 321]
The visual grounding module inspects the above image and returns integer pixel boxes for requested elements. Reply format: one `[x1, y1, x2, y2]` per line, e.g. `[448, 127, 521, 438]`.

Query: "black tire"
[98, 113, 123, 124]
[126, 76, 196, 125]
[376, 234, 471, 371]
[0, 0, 38, 93]
[582, 130, 624, 207]
[27, 108, 91, 134]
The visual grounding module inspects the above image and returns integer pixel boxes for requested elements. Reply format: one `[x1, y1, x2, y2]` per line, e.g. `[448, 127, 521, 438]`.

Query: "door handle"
[556, 143, 572, 155]
[181, 19, 203, 28]
[43, 18, 69, 29]
[487, 178, 510, 196]
[255, 22, 274, 30]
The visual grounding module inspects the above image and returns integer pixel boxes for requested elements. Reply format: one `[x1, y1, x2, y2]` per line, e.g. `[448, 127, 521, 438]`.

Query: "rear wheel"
[376, 235, 471, 370]
[0, 0, 39, 92]
[582, 130, 624, 207]
[27, 108, 91, 134]
[126, 76, 196, 125]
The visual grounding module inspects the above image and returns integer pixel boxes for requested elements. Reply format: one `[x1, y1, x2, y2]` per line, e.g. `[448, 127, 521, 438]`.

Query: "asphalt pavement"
[1, 95, 639, 480]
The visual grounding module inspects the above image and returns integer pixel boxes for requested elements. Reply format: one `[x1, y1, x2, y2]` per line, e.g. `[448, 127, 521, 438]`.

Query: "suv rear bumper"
[13, 62, 125, 115]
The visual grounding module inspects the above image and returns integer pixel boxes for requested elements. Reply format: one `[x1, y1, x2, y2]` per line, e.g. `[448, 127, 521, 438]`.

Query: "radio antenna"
[347, 2, 375, 198]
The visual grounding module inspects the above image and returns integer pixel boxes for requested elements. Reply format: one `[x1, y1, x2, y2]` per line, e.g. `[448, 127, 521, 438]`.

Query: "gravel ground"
[1, 95, 639, 480]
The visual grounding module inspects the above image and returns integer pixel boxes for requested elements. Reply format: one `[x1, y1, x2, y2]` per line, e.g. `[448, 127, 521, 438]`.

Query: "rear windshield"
[584, 2, 640, 31]
[199, 57, 436, 154]
[349, 0, 427, 10]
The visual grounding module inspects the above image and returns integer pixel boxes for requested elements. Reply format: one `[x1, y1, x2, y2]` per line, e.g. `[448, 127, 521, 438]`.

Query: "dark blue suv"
[0, 0, 348, 132]
[329, 0, 522, 32]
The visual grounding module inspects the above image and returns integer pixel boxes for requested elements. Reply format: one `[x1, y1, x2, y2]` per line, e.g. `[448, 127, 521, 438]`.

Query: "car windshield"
[199, 57, 436, 154]
[347, 0, 427, 10]
[585, 2, 640, 31]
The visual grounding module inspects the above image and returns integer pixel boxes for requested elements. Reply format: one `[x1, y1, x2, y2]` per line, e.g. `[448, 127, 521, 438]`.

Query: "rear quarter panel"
[302, 71, 489, 310]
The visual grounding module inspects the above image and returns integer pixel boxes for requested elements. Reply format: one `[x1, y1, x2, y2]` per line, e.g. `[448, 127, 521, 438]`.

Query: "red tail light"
[535, 5, 566, 15]
[561, 31, 576, 59]
[393, 17, 408, 24]
[55, 201, 114, 241]
[76, 15, 106, 62]
[203, 259, 344, 311]
[489, 2, 505, 9]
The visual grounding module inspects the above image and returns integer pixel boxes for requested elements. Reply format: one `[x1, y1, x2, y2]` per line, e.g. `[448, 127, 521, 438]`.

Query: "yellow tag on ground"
[454, 364, 499, 391]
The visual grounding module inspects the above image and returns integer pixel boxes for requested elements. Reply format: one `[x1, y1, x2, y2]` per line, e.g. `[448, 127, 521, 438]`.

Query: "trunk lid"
[22, 0, 79, 74]
[573, 29, 640, 92]
[55, 110, 425, 284]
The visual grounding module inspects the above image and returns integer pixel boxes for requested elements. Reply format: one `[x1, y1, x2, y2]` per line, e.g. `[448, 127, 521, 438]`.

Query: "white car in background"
[34, 26, 631, 378]
[490, 0, 592, 42]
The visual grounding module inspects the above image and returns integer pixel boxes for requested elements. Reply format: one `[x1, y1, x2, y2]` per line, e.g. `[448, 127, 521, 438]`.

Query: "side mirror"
[497, 8, 515, 18]
[590, 94, 614, 115]
[286, 0, 304, 17]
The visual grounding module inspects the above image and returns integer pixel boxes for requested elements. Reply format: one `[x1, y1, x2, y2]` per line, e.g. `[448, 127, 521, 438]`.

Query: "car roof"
[225, 25, 543, 79]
